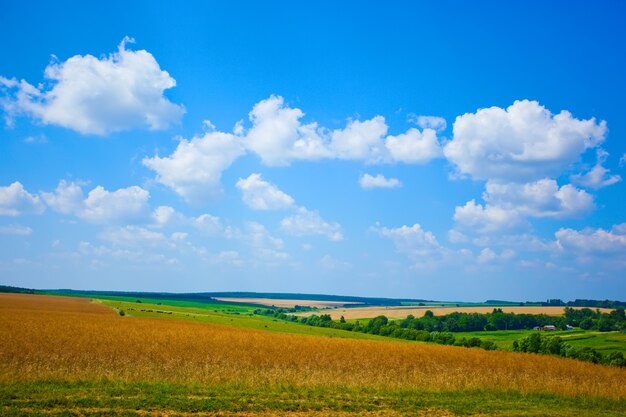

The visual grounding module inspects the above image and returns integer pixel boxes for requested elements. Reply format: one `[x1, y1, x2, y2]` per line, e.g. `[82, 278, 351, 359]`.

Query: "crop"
[1, 293, 625, 401]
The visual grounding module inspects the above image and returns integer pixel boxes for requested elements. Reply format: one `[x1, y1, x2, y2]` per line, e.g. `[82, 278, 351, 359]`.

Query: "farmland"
[1, 293, 626, 416]
[453, 329, 626, 355]
[213, 297, 363, 308]
[297, 305, 615, 320]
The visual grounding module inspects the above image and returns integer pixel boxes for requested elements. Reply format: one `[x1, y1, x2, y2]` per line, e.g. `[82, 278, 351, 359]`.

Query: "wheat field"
[214, 297, 363, 308]
[1, 293, 625, 402]
[297, 305, 615, 320]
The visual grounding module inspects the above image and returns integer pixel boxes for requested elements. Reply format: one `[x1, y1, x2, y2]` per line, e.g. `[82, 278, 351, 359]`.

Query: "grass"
[48, 292, 259, 312]
[2, 381, 626, 416]
[2, 293, 626, 416]
[97, 299, 387, 341]
[454, 329, 626, 355]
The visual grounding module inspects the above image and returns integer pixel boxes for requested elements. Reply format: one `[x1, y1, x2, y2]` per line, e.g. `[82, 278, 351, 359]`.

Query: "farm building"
[543, 325, 557, 331]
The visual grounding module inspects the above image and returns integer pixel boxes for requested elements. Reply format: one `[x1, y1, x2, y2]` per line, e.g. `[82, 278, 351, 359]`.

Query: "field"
[95, 298, 386, 341]
[297, 305, 615, 320]
[213, 297, 363, 308]
[454, 329, 626, 355]
[1, 293, 626, 416]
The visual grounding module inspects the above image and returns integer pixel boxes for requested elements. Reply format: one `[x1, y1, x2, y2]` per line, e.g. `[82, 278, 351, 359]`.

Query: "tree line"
[513, 332, 626, 367]
[253, 307, 626, 366]
[256, 307, 625, 334]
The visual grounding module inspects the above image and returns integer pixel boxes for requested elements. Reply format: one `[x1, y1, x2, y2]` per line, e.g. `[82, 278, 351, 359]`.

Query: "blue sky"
[1, 1, 625, 301]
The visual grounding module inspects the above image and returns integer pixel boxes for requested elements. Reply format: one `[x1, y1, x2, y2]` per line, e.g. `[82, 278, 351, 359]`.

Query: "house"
[543, 325, 557, 331]
[533, 326, 541, 331]
[565, 325, 574, 330]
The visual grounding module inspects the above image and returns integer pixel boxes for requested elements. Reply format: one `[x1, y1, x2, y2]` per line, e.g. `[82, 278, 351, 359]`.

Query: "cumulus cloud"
[151, 206, 179, 227]
[571, 149, 621, 189]
[372, 223, 442, 257]
[244, 95, 331, 166]
[99, 225, 166, 247]
[556, 224, 626, 255]
[329, 116, 389, 162]
[143, 96, 443, 200]
[193, 213, 222, 235]
[151, 205, 222, 236]
[236, 173, 295, 210]
[483, 179, 594, 219]
[280, 207, 343, 241]
[42, 180, 149, 223]
[410, 115, 447, 131]
[0, 182, 45, 216]
[0, 37, 184, 135]
[359, 173, 402, 189]
[453, 200, 526, 234]
[0, 224, 33, 235]
[143, 131, 244, 202]
[385, 128, 442, 163]
[477, 247, 497, 263]
[444, 100, 607, 182]
[243, 222, 289, 262]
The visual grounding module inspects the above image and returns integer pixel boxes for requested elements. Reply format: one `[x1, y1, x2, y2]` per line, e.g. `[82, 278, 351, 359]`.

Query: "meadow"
[453, 329, 626, 355]
[1, 293, 626, 416]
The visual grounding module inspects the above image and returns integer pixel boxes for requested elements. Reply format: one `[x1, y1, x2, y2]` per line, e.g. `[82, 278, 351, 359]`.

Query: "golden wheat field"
[0, 293, 625, 401]
[297, 305, 615, 320]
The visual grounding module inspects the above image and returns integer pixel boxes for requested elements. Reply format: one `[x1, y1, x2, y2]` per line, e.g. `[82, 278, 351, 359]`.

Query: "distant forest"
[0, 285, 624, 308]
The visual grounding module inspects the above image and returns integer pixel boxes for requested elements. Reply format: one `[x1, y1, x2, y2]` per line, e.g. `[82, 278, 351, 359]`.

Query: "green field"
[99, 298, 389, 341]
[454, 329, 626, 355]
[99, 297, 626, 354]
[2, 380, 624, 417]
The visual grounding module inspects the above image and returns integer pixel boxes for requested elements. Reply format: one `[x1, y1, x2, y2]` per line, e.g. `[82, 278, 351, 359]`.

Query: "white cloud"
[42, 180, 149, 223]
[216, 250, 243, 267]
[244, 222, 289, 261]
[329, 116, 389, 162]
[483, 179, 594, 219]
[620, 153, 626, 166]
[245, 95, 331, 166]
[170, 232, 188, 241]
[318, 255, 351, 270]
[280, 207, 343, 241]
[359, 173, 402, 189]
[99, 226, 166, 247]
[444, 100, 607, 182]
[477, 247, 497, 263]
[556, 224, 626, 255]
[0, 37, 184, 135]
[0, 224, 33, 235]
[410, 115, 447, 131]
[143, 131, 244, 202]
[0, 182, 45, 216]
[453, 200, 526, 234]
[151, 206, 178, 226]
[448, 229, 469, 243]
[384, 128, 442, 163]
[571, 149, 621, 189]
[373, 223, 441, 257]
[142, 96, 444, 199]
[193, 213, 222, 235]
[236, 173, 295, 210]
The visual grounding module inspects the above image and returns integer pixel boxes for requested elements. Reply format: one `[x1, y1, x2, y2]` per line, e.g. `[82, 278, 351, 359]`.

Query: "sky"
[0, 1, 625, 301]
